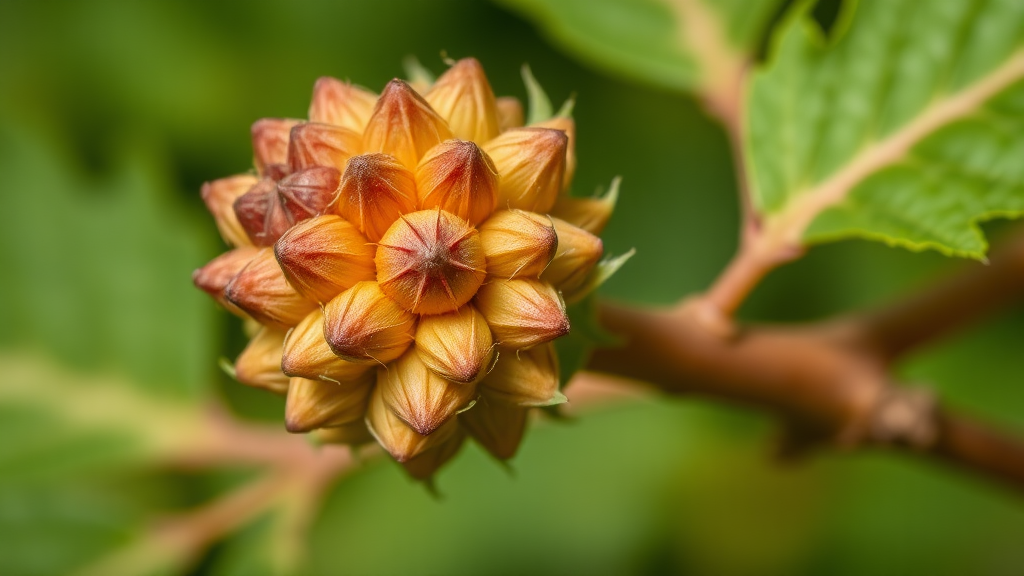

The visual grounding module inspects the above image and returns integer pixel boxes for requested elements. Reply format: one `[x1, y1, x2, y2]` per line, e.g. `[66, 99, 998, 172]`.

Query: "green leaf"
[522, 64, 554, 124]
[495, 0, 783, 93]
[0, 118, 218, 398]
[748, 0, 1024, 258]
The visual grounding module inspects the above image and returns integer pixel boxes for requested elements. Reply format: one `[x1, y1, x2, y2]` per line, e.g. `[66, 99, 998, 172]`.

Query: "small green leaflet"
[748, 0, 1024, 258]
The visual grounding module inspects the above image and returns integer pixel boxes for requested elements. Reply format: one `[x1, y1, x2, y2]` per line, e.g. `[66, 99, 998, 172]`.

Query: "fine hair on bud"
[474, 278, 569, 349]
[284, 374, 374, 433]
[478, 209, 557, 278]
[425, 57, 501, 144]
[540, 217, 603, 294]
[333, 153, 418, 242]
[378, 349, 477, 436]
[415, 304, 494, 384]
[282, 309, 374, 382]
[275, 215, 376, 304]
[482, 343, 563, 406]
[375, 209, 487, 315]
[322, 281, 417, 364]
[362, 79, 453, 170]
[225, 248, 318, 329]
[365, 384, 459, 462]
[415, 139, 498, 226]
[482, 127, 567, 214]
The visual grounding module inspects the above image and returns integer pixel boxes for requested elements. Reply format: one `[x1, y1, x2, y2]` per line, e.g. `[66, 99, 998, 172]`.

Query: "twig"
[585, 294, 1024, 493]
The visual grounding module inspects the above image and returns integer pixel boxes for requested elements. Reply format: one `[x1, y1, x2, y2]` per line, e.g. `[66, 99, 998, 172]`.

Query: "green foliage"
[749, 0, 1024, 257]
[496, 0, 783, 91]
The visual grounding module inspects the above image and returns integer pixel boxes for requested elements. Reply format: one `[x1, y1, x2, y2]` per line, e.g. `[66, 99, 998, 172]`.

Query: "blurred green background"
[1, 1, 1023, 574]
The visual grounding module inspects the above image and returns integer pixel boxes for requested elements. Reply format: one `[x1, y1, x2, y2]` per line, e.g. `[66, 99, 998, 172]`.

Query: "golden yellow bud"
[287, 122, 362, 172]
[314, 420, 374, 446]
[284, 374, 373, 433]
[281, 309, 374, 382]
[482, 127, 566, 214]
[362, 79, 453, 170]
[402, 429, 466, 481]
[474, 278, 569, 349]
[375, 209, 487, 315]
[460, 392, 529, 461]
[234, 327, 290, 394]
[549, 178, 619, 235]
[193, 246, 260, 315]
[225, 248, 318, 329]
[274, 215, 376, 304]
[533, 115, 576, 191]
[333, 153, 418, 242]
[251, 118, 300, 176]
[201, 174, 258, 247]
[308, 77, 377, 133]
[477, 209, 557, 278]
[415, 305, 494, 384]
[483, 343, 564, 406]
[495, 96, 524, 132]
[415, 139, 498, 226]
[379, 349, 477, 435]
[322, 281, 416, 363]
[425, 58, 500, 144]
[540, 217, 603, 294]
[366, 383, 458, 462]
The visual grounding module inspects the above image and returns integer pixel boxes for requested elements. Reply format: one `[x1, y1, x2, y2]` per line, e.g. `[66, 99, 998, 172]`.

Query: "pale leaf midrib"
[767, 48, 1024, 246]
[668, 0, 747, 100]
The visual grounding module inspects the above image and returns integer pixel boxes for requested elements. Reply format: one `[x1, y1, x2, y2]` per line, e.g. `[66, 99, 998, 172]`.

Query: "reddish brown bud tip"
[366, 383, 458, 462]
[478, 209, 557, 278]
[201, 174, 258, 247]
[482, 127, 567, 214]
[415, 139, 498, 226]
[287, 123, 362, 172]
[379, 350, 477, 436]
[233, 178, 291, 247]
[334, 153, 417, 242]
[225, 248, 317, 329]
[460, 391, 529, 461]
[540, 217, 603, 294]
[323, 281, 416, 364]
[375, 210, 487, 315]
[483, 343, 563, 406]
[275, 215, 376, 304]
[496, 96, 524, 132]
[474, 279, 569, 349]
[284, 374, 373, 433]
[308, 77, 377, 133]
[362, 79, 453, 170]
[193, 247, 260, 315]
[282, 309, 374, 382]
[252, 118, 300, 176]
[425, 58, 500, 143]
[234, 327, 290, 394]
[276, 166, 341, 222]
[415, 305, 494, 384]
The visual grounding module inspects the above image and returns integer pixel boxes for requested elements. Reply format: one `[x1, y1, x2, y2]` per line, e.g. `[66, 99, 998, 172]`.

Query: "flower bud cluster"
[194, 58, 618, 479]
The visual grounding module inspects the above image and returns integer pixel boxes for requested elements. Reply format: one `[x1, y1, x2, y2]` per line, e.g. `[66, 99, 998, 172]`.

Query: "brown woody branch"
[585, 230, 1024, 492]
